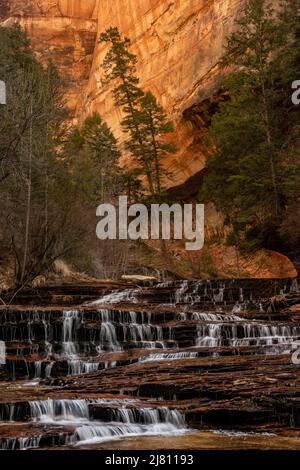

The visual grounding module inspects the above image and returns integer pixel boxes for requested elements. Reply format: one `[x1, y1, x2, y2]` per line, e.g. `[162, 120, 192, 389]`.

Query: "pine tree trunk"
[148, 109, 161, 197]
[121, 77, 155, 197]
[261, 82, 279, 217]
[258, 53, 279, 217]
[20, 97, 33, 285]
[44, 124, 49, 255]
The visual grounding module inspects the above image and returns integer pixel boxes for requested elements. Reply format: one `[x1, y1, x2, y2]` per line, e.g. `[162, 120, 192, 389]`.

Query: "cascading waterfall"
[196, 324, 222, 347]
[2, 304, 300, 379]
[0, 399, 136, 423]
[90, 289, 139, 305]
[191, 312, 243, 322]
[62, 310, 80, 351]
[28, 399, 184, 425]
[1, 278, 300, 449]
[0, 436, 41, 450]
[34, 361, 42, 379]
[30, 399, 91, 422]
[72, 406, 187, 446]
[99, 320, 121, 352]
[62, 310, 82, 375]
[175, 280, 189, 304]
[70, 406, 186, 446]
[122, 323, 166, 349]
[2, 286, 300, 381]
[72, 418, 187, 446]
[195, 322, 300, 348]
[67, 360, 99, 375]
[87, 309, 173, 351]
[15, 398, 188, 447]
[61, 309, 114, 374]
[173, 280, 228, 305]
[45, 362, 54, 379]
[112, 407, 185, 426]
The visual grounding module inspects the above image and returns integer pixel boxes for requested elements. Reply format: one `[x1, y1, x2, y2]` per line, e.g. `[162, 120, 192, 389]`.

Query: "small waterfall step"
[2, 302, 300, 381]
[92, 278, 298, 308]
[0, 397, 188, 449]
[0, 282, 129, 306]
[1, 278, 300, 447]
[0, 422, 73, 450]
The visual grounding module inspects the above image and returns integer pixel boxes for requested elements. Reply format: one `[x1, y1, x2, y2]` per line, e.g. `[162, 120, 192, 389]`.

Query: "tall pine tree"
[100, 27, 175, 200]
[201, 0, 300, 252]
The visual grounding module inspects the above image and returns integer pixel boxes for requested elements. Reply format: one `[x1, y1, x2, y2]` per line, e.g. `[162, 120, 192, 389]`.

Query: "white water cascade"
[0, 436, 41, 450]
[61, 310, 120, 375]
[90, 289, 139, 305]
[1, 278, 300, 450]
[26, 398, 187, 447]
[195, 322, 300, 348]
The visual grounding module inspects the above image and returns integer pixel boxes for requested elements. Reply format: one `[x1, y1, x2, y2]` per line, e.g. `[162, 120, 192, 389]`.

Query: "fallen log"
[264, 293, 300, 313]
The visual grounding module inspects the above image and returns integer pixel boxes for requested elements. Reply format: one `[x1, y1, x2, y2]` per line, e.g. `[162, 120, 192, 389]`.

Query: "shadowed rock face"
[0, 0, 9, 18]
[2, 1, 99, 18]
[1, 1, 99, 119]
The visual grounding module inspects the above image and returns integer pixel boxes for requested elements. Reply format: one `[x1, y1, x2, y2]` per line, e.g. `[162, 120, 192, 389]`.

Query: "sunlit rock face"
[2, 1, 293, 279]
[85, 0, 244, 186]
[2, 0, 244, 184]
[57, 0, 98, 18]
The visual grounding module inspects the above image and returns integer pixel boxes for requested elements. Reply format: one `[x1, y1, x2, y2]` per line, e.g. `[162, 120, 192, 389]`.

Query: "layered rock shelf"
[0, 278, 300, 450]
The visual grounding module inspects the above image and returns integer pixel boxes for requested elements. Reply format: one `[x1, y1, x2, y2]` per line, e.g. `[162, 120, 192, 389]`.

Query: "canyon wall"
[1, 0, 295, 278]
[1, 0, 244, 185]
[0, 1, 100, 118]
[84, 0, 244, 186]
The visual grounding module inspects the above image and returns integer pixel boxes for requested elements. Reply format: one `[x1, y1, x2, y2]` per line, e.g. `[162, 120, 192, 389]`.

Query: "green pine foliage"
[100, 27, 176, 201]
[201, 0, 300, 253]
[0, 25, 73, 288]
[65, 112, 124, 203]
[0, 26, 114, 289]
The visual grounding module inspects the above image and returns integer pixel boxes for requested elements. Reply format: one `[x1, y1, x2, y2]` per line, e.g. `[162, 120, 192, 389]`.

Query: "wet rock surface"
[0, 278, 300, 449]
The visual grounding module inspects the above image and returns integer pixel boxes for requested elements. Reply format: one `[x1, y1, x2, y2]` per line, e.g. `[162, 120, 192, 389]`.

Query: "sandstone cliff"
[1, 0, 244, 184]
[1, 1, 100, 118]
[85, 0, 244, 187]
[1, 0, 296, 279]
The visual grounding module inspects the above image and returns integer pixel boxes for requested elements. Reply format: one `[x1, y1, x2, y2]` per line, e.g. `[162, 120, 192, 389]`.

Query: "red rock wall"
[2, 0, 246, 182]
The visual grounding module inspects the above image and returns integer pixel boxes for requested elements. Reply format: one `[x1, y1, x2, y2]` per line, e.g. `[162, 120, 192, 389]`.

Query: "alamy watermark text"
[96, 196, 205, 251]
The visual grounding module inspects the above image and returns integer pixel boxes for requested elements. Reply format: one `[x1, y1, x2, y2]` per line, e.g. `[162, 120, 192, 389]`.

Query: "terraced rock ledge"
[0, 278, 300, 450]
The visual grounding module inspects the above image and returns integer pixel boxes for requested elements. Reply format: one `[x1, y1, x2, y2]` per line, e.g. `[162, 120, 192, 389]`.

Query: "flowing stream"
[0, 278, 299, 449]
